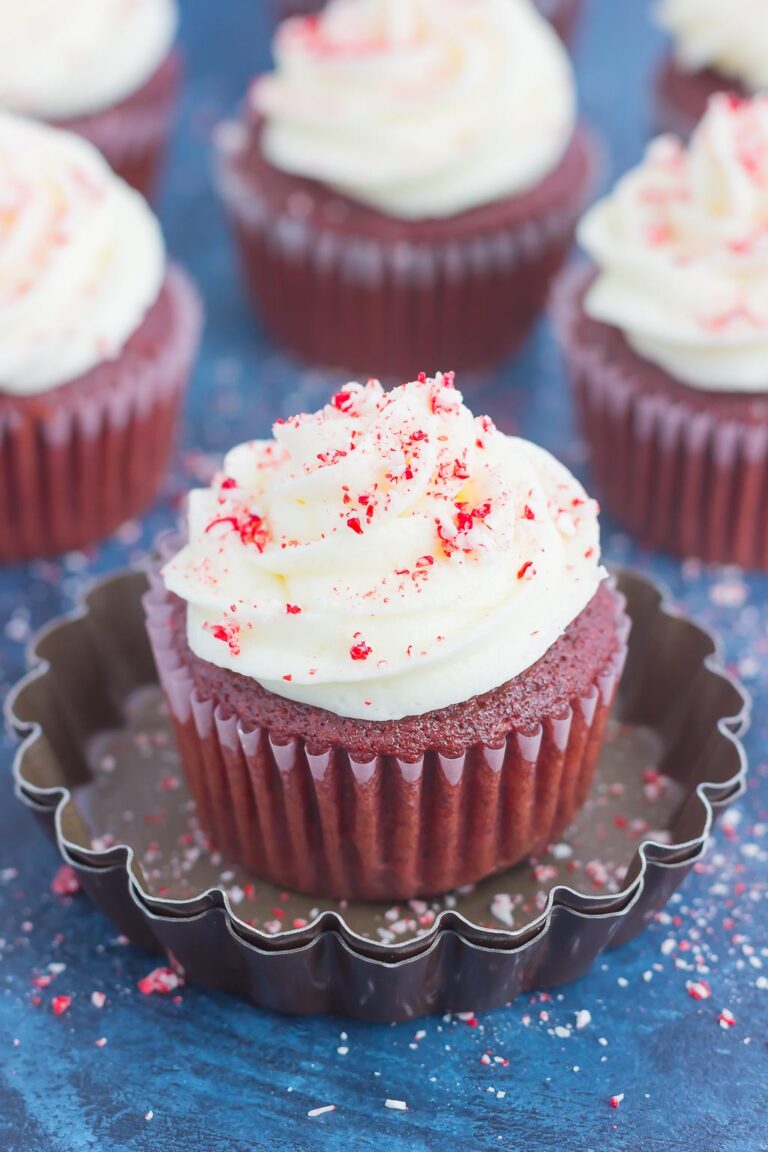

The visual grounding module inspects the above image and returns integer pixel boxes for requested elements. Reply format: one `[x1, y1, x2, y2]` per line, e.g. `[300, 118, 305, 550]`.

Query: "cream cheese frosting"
[0, 112, 166, 397]
[579, 94, 768, 391]
[163, 374, 605, 721]
[254, 0, 577, 219]
[656, 0, 768, 92]
[0, 0, 177, 121]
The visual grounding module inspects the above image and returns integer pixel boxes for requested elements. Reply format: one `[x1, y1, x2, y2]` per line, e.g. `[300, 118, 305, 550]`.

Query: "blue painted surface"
[1, 2, 767, 1149]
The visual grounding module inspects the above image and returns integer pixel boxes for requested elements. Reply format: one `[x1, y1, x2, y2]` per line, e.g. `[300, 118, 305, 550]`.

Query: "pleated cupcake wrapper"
[7, 562, 749, 1018]
[215, 127, 597, 377]
[59, 52, 181, 200]
[144, 568, 630, 902]
[269, 0, 584, 44]
[0, 266, 201, 564]
[552, 264, 768, 569]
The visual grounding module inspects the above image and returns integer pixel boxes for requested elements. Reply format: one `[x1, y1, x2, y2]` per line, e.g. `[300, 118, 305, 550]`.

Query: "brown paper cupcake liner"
[552, 263, 768, 569]
[144, 558, 630, 902]
[269, 0, 584, 45]
[55, 52, 182, 200]
[6, 564, 748, 1018]
[0, 265, 202, 565]
[215, 125, 597, 377]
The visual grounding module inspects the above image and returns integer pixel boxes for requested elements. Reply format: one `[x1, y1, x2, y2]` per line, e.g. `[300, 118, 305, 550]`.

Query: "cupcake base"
[53, 52, 181, 200]
[553, 264, 768, 569]
[216, 122, 597, 378]
[145, 572, 629, 902]
[0, 265, 202, 564]
[655, 53, 747, 137]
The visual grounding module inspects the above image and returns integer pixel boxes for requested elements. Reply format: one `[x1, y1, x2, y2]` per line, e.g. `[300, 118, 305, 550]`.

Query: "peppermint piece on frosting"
[579, 93, 768, 391]
[164, 373, 604, 721]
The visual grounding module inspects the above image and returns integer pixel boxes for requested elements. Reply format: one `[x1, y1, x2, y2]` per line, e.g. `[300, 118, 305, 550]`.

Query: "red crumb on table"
[51, 865, 80, 897]
[51, 995, 71, 1017]
[609, 1093, 624, 1109]
[686, 979, 712, 1001]
[137, 967, 184, 996]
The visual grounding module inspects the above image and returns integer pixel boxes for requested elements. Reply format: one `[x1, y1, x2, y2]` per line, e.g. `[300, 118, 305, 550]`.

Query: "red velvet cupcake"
[147, 373, 628, 901]
[218, 0, 596, 377]
[0, 0, 180, 199]
[0, 113, 202, 564]
[554, 94, 768, 568]
[270, 0, 585, 45]
[654, 0, 763, 136]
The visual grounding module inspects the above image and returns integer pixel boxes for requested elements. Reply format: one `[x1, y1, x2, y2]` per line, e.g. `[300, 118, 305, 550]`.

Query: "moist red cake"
[217, 120, 596, 378]
[146, 571, 628, 901]
[51, 52, 181, 200]
[553, 265, 768, 568]
[0, 266, 201, 563]
[655, 53, 747, 138]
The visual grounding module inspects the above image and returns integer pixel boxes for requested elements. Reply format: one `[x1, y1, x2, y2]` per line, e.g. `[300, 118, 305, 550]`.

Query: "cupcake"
[0, 113, 202, 564]
[217, 0, 596, 377]
[270, 0, 585, 45]
[146, 372, 628, 901]
[0, 0, 180, 199]
[554, 94, 768, 568]
[655, 0, 765, 137]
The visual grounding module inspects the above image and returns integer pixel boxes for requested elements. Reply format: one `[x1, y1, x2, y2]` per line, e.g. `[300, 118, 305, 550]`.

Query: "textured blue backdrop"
[1, 2, 767, 1149]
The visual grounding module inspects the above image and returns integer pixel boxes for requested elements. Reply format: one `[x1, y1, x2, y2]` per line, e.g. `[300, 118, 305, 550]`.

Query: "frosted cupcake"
[0, 113, 202, 564]
[146, 373, 628, 901]
[0, 0, 180, 198]
[655, 0, 767, 137]
[270, 0, 585, 45]
[217, 0, 595, 377]
[554, 94, 768, 567]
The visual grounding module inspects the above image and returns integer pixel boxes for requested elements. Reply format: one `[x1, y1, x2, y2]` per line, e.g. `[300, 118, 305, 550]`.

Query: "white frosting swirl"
[0, 112, 166, 396]
[579, 94, 768, 391]
[656, 0, 768, 91]
[163, 374, 604, 721]
[0, 0, 177, 120]
[255, 0, 576, 219]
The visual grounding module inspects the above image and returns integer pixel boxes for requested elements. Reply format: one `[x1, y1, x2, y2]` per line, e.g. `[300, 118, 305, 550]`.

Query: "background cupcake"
[554, 93, 768, 569]
[217, 0, 596, 378]
[0, 0, 180, 199]
[0, 113, 202, 564]
[655, 0, 767, 137]
[147, 373, 628, 902]
[270, 0, 586, 45]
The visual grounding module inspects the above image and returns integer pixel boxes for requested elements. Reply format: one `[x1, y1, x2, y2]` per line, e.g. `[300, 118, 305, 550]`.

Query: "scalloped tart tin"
[7, 567, 748, 1020]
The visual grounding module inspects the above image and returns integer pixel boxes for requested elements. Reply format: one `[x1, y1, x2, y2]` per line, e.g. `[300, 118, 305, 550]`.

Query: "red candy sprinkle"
[686, 979, 712, 1001]
[517, 561, 534, 580]
[285, 604, 302, 615]
[346, 517, 363, 535]
[350, 635, 373, 661]
[331, 389, 355, 412]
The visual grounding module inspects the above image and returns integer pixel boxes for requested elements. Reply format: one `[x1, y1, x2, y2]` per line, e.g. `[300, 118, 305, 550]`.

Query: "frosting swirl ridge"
[0, 112, 166, 396]
[254, 0, 576, 219]
[579, 94, 768, 391]
[0, 0, 177, 120]
[163, 374, 604, 721]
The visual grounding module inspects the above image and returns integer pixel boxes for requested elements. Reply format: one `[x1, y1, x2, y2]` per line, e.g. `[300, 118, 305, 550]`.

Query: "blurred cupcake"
[0, 0, 180, 198]
[270, 0, 585, 45]
[554, 94, 768, 568]
[217, 0, 596, 377]
[146, 372, 628, 901]
[655, 0, 765, 136]
[0, 113, 202, 564]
